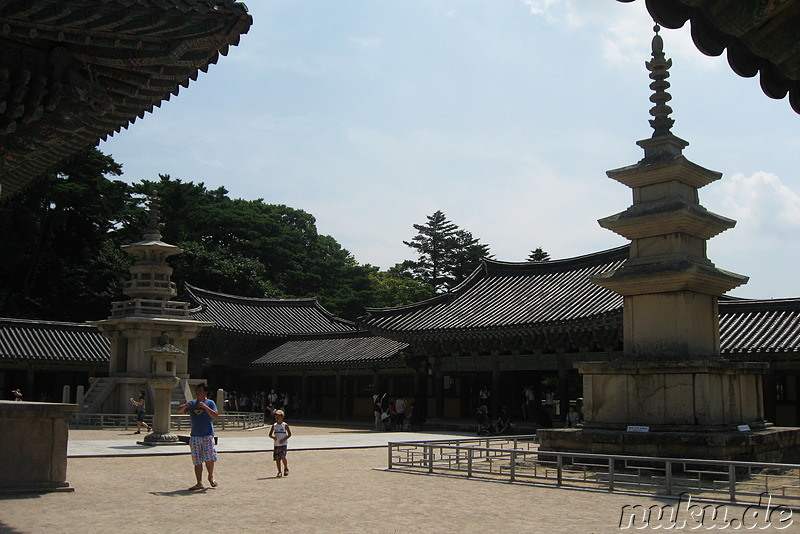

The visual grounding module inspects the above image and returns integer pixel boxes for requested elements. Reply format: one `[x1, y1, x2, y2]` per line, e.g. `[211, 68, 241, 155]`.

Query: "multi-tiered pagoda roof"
[0, 0, 252, 198]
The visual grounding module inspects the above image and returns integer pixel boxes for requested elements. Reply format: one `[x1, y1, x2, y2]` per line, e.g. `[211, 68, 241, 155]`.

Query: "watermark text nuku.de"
[618, 492, 793, 530]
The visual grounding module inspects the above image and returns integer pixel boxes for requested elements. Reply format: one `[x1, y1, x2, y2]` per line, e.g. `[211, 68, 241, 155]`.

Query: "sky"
[99, 0, 800, 300]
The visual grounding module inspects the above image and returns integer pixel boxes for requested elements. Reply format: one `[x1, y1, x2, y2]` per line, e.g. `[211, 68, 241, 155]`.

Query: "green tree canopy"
[369, 265, 436, 308]
[0, 149, 133, 320]
[403, 211, 491, 293]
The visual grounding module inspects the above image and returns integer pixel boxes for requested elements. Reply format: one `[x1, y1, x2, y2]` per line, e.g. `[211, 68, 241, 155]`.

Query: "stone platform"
[538, 426, 800, 462]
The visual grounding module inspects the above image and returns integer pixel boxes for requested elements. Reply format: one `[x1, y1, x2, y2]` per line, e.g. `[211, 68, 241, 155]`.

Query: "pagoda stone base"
[140, 432, 182, 446]
[537, 426, 800, 463]
[537, 358, 800, 462]
[579, 359, 768, 429]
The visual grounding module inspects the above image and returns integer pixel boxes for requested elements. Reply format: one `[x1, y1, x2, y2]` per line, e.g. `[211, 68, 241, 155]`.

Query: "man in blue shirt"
[178, 383, 219, 490]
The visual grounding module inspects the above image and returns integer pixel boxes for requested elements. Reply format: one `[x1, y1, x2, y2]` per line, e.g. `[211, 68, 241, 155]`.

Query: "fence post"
[428, 445, 434, 474]
[729, 464, 736, 502]
[665, 460, 672, 496]
[468, 448, 473, 478]
[387, 443, 393, 470]
[510, 450, 516, 483]
[608, 458, 615, 493]
[557, 455, 563, 487]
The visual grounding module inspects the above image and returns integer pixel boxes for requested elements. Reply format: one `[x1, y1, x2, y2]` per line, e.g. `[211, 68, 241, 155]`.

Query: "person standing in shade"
[565, 405, 580, 428]
[130, 390, 151, 434]
[269, 409, 292, 477]
[178, 383, 219, 490]
[395, 396, 406, 431]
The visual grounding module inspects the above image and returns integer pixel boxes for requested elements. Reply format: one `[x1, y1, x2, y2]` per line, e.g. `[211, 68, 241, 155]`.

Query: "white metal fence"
[71, 411, 265, 430]
[387, 436, 800, 507]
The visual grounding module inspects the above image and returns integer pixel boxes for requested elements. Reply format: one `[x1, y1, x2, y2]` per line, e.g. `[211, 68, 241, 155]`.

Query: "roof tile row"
[0, 318, 109, 363]
[185, 284, 357, 337]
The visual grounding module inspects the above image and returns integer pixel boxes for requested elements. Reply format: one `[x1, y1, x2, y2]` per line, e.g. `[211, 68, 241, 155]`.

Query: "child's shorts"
[273, 445, 287, 461]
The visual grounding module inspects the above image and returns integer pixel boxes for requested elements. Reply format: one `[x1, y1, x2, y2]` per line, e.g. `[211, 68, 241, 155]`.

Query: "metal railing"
[71, 411, 265, 430]
[387, 437, 800, 507]
[170, 412, 265, 430]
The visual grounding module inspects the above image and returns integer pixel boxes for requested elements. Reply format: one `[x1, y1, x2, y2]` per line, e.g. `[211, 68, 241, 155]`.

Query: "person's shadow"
[149, 488, 208, 496]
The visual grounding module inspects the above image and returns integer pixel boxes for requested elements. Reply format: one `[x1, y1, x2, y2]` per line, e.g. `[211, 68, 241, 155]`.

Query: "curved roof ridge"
[184, 283, 318, 305]
[361, 245, 630, 319]
[484, 245, 630, 272]
[0, 317, 97, 329]
[720, 296, 800, 312]
[184, 283, 356, 334]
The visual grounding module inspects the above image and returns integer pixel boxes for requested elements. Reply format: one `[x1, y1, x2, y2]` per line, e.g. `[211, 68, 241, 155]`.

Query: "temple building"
[183, 284, 410, 420]
[4, 245, 800, 426]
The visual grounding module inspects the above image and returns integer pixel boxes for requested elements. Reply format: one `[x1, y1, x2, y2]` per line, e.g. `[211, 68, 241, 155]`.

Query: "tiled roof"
[720, 298, 800, 355]
[0, 318, 109, 363]
[0, 0, 252, 198]
[185, 284, 357, 337]
[359, 247, 628, 339]
[619, 0, 800, 114]
[252, 334, 408, 367]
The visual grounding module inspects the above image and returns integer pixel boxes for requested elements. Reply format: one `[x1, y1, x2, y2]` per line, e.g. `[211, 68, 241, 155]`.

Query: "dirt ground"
[0, 426, 786, 534]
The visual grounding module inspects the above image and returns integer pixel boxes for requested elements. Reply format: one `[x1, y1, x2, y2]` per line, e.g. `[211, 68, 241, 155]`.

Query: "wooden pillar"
[301, 373, 308, 419]
[335, 372, 343, 421]
[435, 370, 444, 419]
[558, 360, 569, 419]
[26, 365, 35, 401]
[344, 375, 353, 417]
[491, 365, 501, 416]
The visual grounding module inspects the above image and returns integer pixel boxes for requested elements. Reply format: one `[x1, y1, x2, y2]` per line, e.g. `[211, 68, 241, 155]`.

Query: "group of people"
[176, 382, 293, 491]
[476, 405, 512, 436]
[226, 389, 292, 415]
[373, 393, 412, 431]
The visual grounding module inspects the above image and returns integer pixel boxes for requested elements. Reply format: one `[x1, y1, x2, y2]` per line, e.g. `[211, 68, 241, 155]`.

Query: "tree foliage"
[0, 149, 132, 320]
[402, 211, 491, 293]
[0, 152, 379, 321]
[369, 265, 436, 308]
[527, 247, 551, 262]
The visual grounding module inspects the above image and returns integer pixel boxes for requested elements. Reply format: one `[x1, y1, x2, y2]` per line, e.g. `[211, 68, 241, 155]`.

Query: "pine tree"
[403, 211, 458, 292]
[403, 211, 491, 293]
[527, 247, 550, 262]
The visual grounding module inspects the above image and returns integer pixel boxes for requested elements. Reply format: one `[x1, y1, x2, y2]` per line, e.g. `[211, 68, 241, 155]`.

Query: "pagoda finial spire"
[144, 196, 162, 241]
[646, 24, 674, 137]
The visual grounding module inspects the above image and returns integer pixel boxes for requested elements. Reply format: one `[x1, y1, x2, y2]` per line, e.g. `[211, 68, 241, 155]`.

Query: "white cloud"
[349, 36, 382, 50]
[522, 0, 561, 19]
[713, 171, 800, 231]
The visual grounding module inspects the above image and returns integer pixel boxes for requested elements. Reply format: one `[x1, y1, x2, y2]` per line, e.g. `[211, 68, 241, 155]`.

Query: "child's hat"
[275, 410, 285, 416]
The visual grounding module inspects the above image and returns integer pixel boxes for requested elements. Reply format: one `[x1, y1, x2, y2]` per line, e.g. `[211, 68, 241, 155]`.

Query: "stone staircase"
[81, 377, 116, 413]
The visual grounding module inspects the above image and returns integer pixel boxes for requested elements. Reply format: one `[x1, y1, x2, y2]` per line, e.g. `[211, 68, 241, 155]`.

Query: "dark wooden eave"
[618, 0, 800, 114]
[0, 0, 252, 198]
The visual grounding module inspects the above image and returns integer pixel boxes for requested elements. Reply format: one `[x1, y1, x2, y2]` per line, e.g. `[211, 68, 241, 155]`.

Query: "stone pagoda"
[86, 198, 213, 414]
[539, 27, 800, 461]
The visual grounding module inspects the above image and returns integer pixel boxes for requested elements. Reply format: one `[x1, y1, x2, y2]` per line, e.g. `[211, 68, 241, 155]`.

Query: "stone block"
[587, 374, 629, 424]
[629, 372, 665, 425]
[662, 373, 694, 425]
[0, 401, 77, 493]
[694, 373, 723, 426]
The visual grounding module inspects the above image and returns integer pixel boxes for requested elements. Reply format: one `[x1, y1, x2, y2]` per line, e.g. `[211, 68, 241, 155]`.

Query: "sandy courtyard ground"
[0, 426, 791, 534]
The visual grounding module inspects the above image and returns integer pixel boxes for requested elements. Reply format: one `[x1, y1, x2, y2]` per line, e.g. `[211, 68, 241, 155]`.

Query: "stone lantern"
[142, 332, 182, 445]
